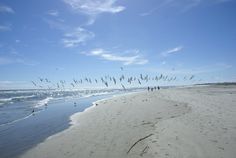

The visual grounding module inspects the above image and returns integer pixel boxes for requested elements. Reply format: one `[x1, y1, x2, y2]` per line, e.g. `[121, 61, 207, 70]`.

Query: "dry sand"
[20, 85, 236, 158]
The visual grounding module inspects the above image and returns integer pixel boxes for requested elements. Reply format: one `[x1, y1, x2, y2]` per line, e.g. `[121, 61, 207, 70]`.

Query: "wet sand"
[20, 85, 236, 158]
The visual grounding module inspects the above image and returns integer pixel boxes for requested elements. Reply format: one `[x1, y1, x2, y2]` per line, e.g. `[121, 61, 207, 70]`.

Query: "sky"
[0, 0, 236, 89]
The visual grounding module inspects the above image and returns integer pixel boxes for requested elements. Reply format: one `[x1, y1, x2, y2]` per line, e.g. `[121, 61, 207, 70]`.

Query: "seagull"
[104, 82, 108, 87]
[73, 79, 78, 84]
[57, 83, 60, 89]
[113, 77, 116, 85]
[39, 77, 44, 82]
[189, 75, 195, 80]
[140, 74, 143, 80]
[45, 78, 50, 83]
[121, 84, 126, 90]
[138, 79, 141, 85]
[31, 81, 37, 87]
[101, 77, 105, 83]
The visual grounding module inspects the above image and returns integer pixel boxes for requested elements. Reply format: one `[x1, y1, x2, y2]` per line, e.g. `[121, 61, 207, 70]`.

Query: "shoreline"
[44, 90, 143, 141]
[70, 90, 141, 126]
[20, 85, 236, 158]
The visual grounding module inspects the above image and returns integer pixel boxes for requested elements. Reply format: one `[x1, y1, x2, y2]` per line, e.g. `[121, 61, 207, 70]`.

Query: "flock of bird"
[31, 67, 198, 91]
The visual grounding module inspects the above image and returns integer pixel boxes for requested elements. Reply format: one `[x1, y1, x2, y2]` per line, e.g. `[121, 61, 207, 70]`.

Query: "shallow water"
[0, 92, 119, 158]
[0, 89, 116, 126]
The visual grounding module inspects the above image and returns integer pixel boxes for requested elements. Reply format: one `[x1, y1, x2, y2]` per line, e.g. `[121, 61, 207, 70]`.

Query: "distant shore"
[21, 85, 236, 158]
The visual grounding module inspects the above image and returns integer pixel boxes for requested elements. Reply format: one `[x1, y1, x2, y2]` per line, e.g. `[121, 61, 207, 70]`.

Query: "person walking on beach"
[148, 86, 150, 91]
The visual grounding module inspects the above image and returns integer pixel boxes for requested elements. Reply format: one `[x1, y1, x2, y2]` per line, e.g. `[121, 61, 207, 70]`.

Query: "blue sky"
[0, 0, 236, 89]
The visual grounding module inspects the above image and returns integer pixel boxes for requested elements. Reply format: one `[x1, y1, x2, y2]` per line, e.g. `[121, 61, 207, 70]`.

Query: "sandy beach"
[20, 85, 236, 158]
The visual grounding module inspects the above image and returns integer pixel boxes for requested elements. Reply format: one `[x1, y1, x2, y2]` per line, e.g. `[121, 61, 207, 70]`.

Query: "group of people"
[147, 86, 160, 92]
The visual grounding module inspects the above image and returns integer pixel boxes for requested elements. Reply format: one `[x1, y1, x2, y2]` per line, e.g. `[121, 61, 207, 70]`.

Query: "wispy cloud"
[161, 46, 183, 57]
[181, 0, 201, 12]
[216, 0, 232, 3]
[0, 49, 39, 66]
[140, 0, 232, 16]
[64, 0, 125, 15]
[15, 58, 39, 66]
[140, 8, 157, 17]
[0, 25, 11, 32]
[43, 18, 69, 31]
[0, 4, 14, 14]
[0, 56, 38, 66]
[43, 18, 95, 47]
[62, 27, 95, 47]
[0, 80, 30, 90]
[83, 48, 148, 65]
[0, 57, 13, 65]
[47, 10, 59, 16]
[140, 0, 170, 16]
[63, 0, 125, 25]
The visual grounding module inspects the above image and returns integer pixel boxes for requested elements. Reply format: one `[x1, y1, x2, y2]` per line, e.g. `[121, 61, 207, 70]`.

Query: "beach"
[20, 85, 236, 158]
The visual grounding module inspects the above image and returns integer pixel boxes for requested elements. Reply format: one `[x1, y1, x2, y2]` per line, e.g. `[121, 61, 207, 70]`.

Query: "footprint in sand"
[155, 117, 162, 120]
[218, 147, 224, 151]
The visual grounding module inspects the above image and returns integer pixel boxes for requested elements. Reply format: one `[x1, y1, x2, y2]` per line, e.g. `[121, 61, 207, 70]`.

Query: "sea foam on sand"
[21, 85, 236, 158]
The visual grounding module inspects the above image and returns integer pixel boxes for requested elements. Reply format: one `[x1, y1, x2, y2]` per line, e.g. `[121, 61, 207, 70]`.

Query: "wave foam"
[35, 97, 53, 108]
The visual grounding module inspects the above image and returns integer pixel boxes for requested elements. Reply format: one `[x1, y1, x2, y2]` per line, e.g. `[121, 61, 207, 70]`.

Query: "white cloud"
[64, 0, 125, 15]
[0, 5, 14, 14]
[63, 0, 125, 25]
[62, 27, 95, 47]
[47, 10, 59, 16]
[161, 46, 183, 57]
[0, 25, 11, 32]
[84, 48, 148, 65]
